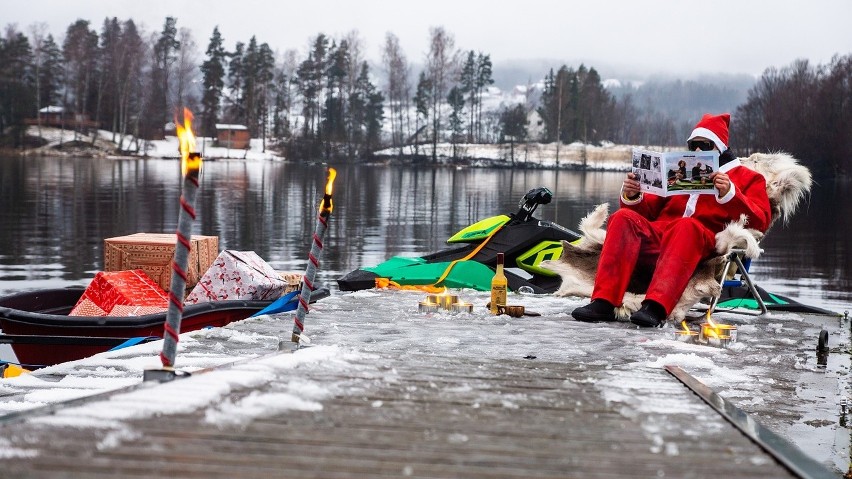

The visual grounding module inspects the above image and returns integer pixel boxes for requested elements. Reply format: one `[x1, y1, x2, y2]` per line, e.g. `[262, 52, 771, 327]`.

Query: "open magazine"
[631, 148, 720, 196]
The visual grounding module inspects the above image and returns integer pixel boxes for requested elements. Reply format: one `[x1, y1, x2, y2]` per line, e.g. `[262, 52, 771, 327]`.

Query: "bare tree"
[424, 26, 458, 163]
[173, 27, 199, 114]
[382, 32, 411, 147]
[116, 19, 146, 151]
[27, 22, 49, 138]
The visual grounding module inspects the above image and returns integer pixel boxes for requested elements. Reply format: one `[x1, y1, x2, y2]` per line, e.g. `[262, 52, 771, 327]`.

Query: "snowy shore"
[12, 126, 663, 171]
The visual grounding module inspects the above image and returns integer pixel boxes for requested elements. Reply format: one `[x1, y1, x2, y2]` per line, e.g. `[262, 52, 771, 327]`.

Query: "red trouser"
[591, 209, 716, 314]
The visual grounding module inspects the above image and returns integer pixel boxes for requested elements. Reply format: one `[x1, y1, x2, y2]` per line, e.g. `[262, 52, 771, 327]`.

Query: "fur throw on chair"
[542, 152, 812, 321]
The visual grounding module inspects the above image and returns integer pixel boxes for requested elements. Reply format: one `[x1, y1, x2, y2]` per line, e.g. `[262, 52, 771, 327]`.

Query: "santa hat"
[688, 113, 730, 152]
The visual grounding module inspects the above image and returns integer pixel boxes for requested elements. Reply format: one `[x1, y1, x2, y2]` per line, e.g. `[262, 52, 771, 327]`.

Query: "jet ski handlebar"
[512, 187, 553, 223]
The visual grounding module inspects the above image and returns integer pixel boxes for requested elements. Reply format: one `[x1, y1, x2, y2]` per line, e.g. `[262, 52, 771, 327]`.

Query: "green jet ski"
[337, 187, 838, 316]
[337, 187, 582, 294]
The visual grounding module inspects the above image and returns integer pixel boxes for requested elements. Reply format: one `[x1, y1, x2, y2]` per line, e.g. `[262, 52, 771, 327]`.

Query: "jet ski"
[337, 187, 582, 294]
[338, 186, 838, 316]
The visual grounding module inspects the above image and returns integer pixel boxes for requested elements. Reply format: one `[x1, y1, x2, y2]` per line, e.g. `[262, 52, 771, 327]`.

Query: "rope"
[432, 222, 506, 287]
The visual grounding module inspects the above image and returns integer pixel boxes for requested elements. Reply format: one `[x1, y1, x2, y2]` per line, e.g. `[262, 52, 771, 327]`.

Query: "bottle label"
[490, 285, 507, 314]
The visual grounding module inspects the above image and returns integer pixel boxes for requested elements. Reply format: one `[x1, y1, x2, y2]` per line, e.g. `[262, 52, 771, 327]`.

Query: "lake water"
[0, 156, 850, 314]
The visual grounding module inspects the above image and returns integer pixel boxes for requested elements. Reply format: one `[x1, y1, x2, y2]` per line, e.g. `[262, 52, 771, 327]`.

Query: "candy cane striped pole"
[290, 167, 336, 345]
[160, 153, 201, 369]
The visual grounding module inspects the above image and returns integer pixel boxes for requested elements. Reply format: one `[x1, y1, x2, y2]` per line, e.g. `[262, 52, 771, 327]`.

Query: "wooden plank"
[0, 353, 799, 478]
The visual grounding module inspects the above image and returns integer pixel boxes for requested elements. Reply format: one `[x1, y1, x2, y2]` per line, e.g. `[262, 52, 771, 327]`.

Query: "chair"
[704, 247, 768, 316]
[547, 151, 812, 321]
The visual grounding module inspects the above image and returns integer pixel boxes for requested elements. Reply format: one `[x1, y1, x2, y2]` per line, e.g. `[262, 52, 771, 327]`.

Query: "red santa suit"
[591, 158, 772, 314]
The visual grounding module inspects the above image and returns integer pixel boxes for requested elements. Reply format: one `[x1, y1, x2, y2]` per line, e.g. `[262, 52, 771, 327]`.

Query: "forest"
[0, 17, 849, 176]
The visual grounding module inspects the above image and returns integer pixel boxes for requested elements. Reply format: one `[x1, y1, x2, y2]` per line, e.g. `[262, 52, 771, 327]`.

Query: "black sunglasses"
[688, 139, 715, 151]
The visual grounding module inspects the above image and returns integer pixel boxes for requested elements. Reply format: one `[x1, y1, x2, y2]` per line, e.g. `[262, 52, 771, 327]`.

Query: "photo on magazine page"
[632, 148, 720, 196]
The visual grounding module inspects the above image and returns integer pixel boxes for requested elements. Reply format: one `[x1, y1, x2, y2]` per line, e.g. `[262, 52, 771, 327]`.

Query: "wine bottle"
[490, 253, 508, 315]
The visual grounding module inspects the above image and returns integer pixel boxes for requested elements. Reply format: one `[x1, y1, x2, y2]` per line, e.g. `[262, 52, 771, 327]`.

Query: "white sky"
[4, 0, 852, 78]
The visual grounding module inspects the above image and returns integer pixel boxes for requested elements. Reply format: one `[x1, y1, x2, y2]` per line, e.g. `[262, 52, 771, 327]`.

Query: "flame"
[680, 320, 691, 333]
[325, 167, 337, 196]
[175, 108, 201, 176]
[320, 167, 337, 214]
[704, 326, 720, 339]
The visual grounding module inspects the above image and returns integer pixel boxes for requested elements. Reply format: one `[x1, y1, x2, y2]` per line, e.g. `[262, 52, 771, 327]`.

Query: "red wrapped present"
[185, 251, 287, 304]
[70, 270, 169, 317]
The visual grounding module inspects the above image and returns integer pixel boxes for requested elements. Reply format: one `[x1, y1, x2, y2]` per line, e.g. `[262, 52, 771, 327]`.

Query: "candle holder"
[418, 293, 472, 314]
[418, 298, 440, 313]
[699, 323, 737, 348]
[450, 301, 473, 314]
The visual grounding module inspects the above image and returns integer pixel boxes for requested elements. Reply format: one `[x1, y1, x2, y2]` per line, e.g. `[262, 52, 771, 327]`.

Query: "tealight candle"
[450, 302, 473, 313]
[699, 323, 737, 348]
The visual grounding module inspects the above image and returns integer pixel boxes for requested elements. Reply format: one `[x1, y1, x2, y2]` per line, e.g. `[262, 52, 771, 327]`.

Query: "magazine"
[631, 148, 720, 196]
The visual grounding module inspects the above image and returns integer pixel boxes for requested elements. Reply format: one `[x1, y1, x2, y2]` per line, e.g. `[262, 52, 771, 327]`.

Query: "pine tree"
[447, 86, 465, 161]
[324, 39, 350, 144]
[143, 16, 180, 140]
[0, 30, 35, 147]
[200, 26, 226, 138]
[225, 41, 245, 125]
[255, 41, 275, 151]
[96, 17, 122, 141]
[475, 53, 493, 142]
[412, 71, 432, 158]
[62, 19, 98, 139]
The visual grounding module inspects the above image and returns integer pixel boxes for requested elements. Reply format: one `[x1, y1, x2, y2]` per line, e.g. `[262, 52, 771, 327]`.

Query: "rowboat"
[0, 286, 327, 368]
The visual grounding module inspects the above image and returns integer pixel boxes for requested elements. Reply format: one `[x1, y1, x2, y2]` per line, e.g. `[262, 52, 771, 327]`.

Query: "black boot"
[571, 299, 617, 322]
[630, 300, 666, 327]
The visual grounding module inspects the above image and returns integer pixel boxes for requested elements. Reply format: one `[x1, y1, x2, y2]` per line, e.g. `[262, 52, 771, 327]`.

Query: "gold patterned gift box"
[104, 233, 219, 294]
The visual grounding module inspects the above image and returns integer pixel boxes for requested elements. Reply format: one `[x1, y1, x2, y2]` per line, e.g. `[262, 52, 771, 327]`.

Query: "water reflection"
[0, 156, 850, 312]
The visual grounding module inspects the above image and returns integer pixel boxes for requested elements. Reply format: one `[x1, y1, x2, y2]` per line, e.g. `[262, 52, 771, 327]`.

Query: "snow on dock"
[0, 289, 845, 477]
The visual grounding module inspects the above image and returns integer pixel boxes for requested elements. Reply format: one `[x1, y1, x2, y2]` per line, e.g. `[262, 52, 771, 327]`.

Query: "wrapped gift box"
[70, 270, 169, 316]
[104, 233, 218, 294]
[185, 250, 287, 304]
[279, 272, 303, 294]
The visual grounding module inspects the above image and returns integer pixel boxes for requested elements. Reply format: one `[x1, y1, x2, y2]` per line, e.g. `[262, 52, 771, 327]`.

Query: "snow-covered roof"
[39, 106, 64, 113]
[215, 124, 248, 131]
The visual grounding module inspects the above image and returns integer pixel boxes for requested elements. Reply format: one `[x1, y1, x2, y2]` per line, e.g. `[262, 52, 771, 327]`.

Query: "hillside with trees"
[0, 17, 849, 177]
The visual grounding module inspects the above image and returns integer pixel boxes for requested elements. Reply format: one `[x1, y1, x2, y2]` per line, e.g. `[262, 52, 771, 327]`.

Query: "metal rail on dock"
[665, 365, 838, 479]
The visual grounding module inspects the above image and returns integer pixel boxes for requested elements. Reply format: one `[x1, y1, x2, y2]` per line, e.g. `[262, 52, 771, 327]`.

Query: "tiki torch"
[146, 108, 201, 381]
[287, 167, 337, 347]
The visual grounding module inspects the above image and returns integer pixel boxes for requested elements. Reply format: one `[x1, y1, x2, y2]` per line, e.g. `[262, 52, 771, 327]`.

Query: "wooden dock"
[0, 350, 823, 478]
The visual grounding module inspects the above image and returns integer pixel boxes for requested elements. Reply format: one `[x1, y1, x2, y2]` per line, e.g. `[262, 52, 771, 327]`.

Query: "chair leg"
[732, 254, 768, 315]
[706, 251, 768, 316]
[705, 254, 736, 317]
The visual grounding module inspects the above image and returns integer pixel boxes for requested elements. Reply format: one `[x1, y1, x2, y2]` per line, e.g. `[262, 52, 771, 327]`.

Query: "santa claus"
[570, 113, 772, 327]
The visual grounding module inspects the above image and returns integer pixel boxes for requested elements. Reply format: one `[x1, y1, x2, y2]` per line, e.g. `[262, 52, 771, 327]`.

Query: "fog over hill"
[480, 58, 757, 141]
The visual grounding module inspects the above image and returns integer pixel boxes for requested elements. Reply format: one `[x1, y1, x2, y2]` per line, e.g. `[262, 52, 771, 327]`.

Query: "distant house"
[215, 124, 251, 149]
[25, 106, 99, 132]
[39, 105, 64, 124]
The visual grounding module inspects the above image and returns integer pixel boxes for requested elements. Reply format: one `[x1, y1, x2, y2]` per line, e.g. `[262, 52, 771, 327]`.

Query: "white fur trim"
[689, 127, 727, 152]
[719, 159, 740, 172]
[683, 193, 698, 217]
[716, 159, 740, 203]
[716, 182, 736, 204]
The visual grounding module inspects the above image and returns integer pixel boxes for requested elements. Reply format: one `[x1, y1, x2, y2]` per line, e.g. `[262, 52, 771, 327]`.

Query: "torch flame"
[320, 167, 337, 214]
[175, 108, 201, 177]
